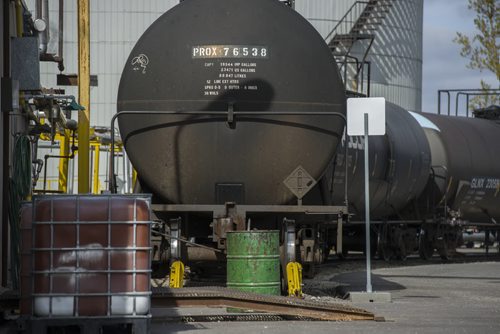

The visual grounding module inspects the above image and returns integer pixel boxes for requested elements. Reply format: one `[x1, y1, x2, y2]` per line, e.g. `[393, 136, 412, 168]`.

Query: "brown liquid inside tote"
[23, 195, 151, 317]
[20, 203, 33, 315]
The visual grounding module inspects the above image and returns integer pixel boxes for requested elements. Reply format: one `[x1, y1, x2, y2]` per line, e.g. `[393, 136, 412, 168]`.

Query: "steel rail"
[152, 287, 375, 321]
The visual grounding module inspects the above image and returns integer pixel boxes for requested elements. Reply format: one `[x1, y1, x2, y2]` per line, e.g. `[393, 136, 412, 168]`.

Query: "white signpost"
[347, 97, 391, 302]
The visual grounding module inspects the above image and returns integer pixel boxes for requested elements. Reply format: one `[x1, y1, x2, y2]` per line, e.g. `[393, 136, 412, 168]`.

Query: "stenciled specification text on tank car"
[192, 45, 268, 97]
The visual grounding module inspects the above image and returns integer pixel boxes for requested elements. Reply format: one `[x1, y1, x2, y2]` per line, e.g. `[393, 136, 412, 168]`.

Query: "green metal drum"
[226, 230, 281, 295]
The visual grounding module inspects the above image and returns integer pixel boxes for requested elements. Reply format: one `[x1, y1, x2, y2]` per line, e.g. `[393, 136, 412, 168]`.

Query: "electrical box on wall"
[11, 37, 40, 91]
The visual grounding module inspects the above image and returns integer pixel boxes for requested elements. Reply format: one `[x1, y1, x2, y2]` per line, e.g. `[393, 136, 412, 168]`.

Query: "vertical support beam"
[77, 0, 90, 193]
[58, 130, 70, 193]
[1, 0, 11, 288]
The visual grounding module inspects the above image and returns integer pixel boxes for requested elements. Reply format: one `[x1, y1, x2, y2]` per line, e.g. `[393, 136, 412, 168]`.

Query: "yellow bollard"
[169, 260, 185, 288]
[286, 262, 303, 298]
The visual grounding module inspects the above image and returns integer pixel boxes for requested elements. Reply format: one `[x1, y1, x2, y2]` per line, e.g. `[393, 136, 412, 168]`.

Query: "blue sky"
[422, 0, 499, 113]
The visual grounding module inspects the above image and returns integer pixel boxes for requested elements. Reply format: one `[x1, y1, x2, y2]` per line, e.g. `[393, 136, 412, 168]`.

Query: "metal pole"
[57, 0, 64, 71]
[77, 0, 90, 193]
[122, 150, 127, 193]
[446, 92, 450, 116]
[123, 149, 131, 193]
[68, 156, 74, 194]
[466, 94, 470, 118]
[2, 0, 12, 287]
[438, 91, 441, 114]
[92, 144, 100, 194]
[364, 113, 372, 293]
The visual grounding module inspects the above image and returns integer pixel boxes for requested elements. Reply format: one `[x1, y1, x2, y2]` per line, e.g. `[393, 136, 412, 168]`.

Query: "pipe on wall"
[35, 0, 49, 54]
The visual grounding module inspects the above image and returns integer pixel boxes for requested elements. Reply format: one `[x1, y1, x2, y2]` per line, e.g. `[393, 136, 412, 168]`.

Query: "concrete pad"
[350, 291, 391, 303]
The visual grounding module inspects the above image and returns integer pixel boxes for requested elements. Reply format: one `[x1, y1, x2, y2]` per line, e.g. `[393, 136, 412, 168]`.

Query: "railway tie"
[152, 287, 375, 321]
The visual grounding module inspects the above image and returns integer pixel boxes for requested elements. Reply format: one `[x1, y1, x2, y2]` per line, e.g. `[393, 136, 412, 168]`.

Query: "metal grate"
[177, 314, 319, 322]
[152, 286, 374, 321]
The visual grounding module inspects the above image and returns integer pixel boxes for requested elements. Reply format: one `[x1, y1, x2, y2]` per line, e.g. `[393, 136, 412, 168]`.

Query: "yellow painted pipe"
[15, 0, 23, 37]
[92, 143, 101, 194]
[132, 168, 138, 191]
[57, 129, 70, 193]
[77, 0, 90, 193]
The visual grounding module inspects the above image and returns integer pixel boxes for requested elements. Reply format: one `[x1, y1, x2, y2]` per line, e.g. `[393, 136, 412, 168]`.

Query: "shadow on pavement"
[332, 272, 406, 292]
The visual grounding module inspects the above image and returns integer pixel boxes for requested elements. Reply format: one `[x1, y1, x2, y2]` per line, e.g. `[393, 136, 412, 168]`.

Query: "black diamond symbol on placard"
[283, 165, 317, 200]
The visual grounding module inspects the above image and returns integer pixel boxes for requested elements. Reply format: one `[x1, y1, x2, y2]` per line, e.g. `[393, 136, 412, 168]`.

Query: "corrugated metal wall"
[26, 0, 177, 192]
[27, 0, 177, 126]
[361, 0, 423, 111]
[28, 0, 423, 192]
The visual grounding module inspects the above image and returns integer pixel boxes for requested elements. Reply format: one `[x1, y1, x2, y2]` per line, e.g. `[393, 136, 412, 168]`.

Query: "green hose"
[7, 135, 31, 290]
[13, 135, 32, 199]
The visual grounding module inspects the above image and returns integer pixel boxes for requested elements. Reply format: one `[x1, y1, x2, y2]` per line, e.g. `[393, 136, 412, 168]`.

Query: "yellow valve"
[169, 260, 185, 288]
[286, 262, 303, 298]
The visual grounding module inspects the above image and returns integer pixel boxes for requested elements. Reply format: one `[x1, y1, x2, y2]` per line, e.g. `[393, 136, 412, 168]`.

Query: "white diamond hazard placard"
[283, 165, 317, 200]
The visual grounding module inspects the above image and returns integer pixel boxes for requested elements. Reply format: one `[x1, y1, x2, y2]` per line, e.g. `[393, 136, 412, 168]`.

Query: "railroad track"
[324, 249, 500, 273]
[152, 287, 375, 321]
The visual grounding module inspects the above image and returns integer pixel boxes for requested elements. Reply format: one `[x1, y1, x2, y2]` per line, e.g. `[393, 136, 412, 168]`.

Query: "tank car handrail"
[437, 88, 500, 116]
[456, 92, 500, 117]
[109, 110, 349, 208]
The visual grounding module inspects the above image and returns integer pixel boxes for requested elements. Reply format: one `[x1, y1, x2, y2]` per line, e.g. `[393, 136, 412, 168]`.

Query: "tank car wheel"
[418, 238, 434, 260]
[392, 228, 407, 261]
[378, 244, 393, 262]
[377, 226, 392, 261]
[303, 263, 316, 278]
[439, 250, 450, 261]
[395, 234, 407, 261]
[437, 237, 450, 261]
[377, 232, 393, 261]
[322, 246, 331, 263]
[280, 266, 288, 296]
[396, 252, 407, 261]
[419, 227, 435, 260]
[419, 237, 434, 260]
[337, 247, 348, 260]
